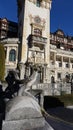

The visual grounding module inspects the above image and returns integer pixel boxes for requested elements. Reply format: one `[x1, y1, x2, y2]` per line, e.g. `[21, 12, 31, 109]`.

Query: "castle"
[1, 0, 73, 84]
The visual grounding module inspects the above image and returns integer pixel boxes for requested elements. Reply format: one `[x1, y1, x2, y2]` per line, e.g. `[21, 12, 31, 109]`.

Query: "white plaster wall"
[26, 1, 50, 39]
[18, 0, 51, 67]
[55, 61, 58, 68]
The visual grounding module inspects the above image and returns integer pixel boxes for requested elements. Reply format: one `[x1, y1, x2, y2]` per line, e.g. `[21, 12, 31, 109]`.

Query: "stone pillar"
[45, 3, 51, 66]
[61, 56, 63, 69]
[16, 47, 18, 64]
[20, 0, 28, 64]
[69, 57, 70, 70]
[19, 62, 25, 79]
[43, 65, 46, 83]
[54, 52, 56, 63]
[40, 91, 44, 108]
[55, 70, 57, 82]
[6, 47, 9, 63]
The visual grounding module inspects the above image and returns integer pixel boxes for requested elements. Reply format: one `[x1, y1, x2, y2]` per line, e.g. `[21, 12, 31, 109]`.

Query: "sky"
[50, 0, 73, 36]
[0, 0, 73, 36]
[0, 0, 17, 22]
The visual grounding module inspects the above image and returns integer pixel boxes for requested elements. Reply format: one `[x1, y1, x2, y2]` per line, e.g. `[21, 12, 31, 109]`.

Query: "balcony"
[29, 35, 47, 45]
[50, 44, 73, 56]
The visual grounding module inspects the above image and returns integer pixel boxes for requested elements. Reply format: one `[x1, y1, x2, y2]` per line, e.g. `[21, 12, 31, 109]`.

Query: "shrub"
[44, 94, 73, 109]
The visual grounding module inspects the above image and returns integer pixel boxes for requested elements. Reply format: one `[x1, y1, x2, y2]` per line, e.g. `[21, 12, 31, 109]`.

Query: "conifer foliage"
[0, 44, 5, 81]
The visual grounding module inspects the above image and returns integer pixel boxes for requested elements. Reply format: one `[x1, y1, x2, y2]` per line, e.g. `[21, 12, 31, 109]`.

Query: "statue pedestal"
[2, 70, 54, 130]
[2, 96, 45, 130]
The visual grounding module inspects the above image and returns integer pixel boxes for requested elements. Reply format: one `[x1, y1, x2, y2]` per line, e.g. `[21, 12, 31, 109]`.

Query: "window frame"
[36, 0, 41, 7]
[9, 49, 16, 62]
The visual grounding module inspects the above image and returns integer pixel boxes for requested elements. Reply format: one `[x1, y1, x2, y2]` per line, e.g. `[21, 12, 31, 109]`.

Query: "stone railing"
[57, 49, 73, 56]
[32, 82, 71, 96]
[50, 44, 73, 56]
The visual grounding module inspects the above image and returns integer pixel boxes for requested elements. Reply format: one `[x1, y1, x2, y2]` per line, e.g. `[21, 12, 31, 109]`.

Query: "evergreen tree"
[0, 43, 5, 81]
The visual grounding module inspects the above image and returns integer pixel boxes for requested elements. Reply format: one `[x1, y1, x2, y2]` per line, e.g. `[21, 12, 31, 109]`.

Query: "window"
[51, 34, 55, 40]
[57, 43, 60, 48]
[57, 73, 61, 79]
[34, 28, 42, 36]
[2, 23, 7, 29]
[51, 76, 55, 83]
[36, 0, 41, 7]
[34, 16, 41, 24]
[1, 31, 7, 38]
[59, 62, 62, 67]
[9, 49, 16, 62]
[65, 74, 70, 83]
[66, 63, 69, 68]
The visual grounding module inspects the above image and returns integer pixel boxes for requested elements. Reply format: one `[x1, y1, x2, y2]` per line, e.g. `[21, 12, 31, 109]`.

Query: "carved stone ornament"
[34, 16, 41, 24]
[29, 14, 46, 27]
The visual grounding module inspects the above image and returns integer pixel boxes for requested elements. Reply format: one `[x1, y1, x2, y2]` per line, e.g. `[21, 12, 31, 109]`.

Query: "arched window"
[9, 49, 16, 61]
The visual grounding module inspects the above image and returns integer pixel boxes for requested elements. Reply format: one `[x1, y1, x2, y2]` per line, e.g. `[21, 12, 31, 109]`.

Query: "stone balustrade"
[32, 83, 71, 96]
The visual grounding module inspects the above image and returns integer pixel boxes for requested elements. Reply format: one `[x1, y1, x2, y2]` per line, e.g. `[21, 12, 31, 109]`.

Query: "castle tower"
[17, 0, 52, 82]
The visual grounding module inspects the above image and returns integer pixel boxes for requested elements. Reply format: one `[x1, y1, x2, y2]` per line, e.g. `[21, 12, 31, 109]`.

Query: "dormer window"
[36, 0, 41, 7]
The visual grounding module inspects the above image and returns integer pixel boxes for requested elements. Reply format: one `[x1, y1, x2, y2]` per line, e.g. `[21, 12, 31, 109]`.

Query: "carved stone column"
[40, 90, 44, 108]
[19, 62, 25, 79]
[6, 47, 9, 63]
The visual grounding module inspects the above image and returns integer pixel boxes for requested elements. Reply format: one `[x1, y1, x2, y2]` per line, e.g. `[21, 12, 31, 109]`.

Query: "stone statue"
[2, 70, 53, 130]
[18, 70, 38, 97]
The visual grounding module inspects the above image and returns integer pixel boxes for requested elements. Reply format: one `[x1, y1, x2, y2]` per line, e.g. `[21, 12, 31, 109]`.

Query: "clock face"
[34, 16, 41, 24]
